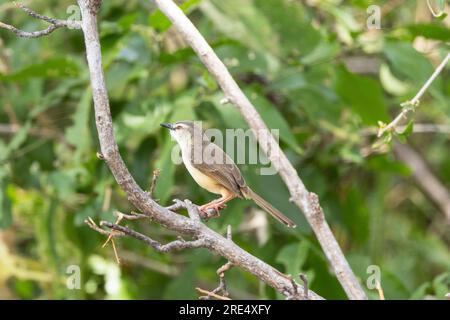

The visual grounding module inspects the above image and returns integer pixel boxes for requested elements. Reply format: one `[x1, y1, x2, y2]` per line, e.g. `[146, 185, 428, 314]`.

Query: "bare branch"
[375, 279, 385, 300]
[100, 221, 207, 252]
[0, 2, 80, 38]
[299, 273, 309, 299]
[152, 0, 366, 299]
[226, 224, 232, 240]
[196, 287, 231, 300]
[184, 199, 201, 222]
[148, 169, 161, 197]
[166, 198, 226, 222]
[165, 198, 186, 212]
[363, 123, 450, 136]
[85, 217, 124, 237]
[0, 21, 58, 38]
[114, 210, 148, 221]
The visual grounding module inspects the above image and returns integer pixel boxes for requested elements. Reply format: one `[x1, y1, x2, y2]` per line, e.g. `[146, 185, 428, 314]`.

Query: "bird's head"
[160, 120, 202, 147]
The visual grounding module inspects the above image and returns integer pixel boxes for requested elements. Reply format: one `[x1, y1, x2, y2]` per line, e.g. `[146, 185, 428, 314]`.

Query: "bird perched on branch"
[161, 120, 296, 228]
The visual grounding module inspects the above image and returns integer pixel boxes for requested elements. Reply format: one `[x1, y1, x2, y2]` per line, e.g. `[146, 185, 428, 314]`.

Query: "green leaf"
[379, 63, 411, 96]
[432, 272, 450, 299]
[396, 120, 414, 143]
[1, 122, 31, 162]
[36, 199, 60, 270]
[406, 23, 450, 41]
[257, 0, 321, 57]
[409, 282, 430, 300]
[341, 187, 369, 244]
[200, 0, 280, 69]
[117, 102, 171, 148]
[384, 41, 444, 101]
[292, 85, 341, 122]
[276, 242, 309, 276]
[335, 65, 389, 124]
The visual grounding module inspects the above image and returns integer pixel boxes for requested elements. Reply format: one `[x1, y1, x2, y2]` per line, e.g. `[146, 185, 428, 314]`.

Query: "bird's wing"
[191, 142, 246, 197]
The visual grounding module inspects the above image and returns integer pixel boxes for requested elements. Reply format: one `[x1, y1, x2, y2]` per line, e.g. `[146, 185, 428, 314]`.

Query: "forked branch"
[0, 2, 81, 38]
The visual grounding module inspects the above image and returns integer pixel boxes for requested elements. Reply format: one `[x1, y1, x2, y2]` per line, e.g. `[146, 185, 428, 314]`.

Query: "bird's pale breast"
[183, 156, 224, 195]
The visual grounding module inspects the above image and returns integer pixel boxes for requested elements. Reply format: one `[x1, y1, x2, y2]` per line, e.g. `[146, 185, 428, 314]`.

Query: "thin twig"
[110, 238, 120, 264]
[288, 275, 298, 298]
[299, 273, 309, 299]
[378, 53, 450, 137]
[196, 287, 231, 300]
[0, 2, 81, 38]
[165, 198, 224, 222]
[85, 217, 124, 237]
[117, 211, 149, 220]
[100, 221, 207, 252]
[226, 225, 232, 241]
[102, 212, 125, 253]
[375, 280, 385, 300]
[165, 198, 186, 212]
[184, 199, 201, 222]
[363, 123, 450, 136]
[199, 226, 234, 299]
[148, 169, 161, 197]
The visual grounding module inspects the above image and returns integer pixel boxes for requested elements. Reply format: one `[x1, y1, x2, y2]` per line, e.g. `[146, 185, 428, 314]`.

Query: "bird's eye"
[175, 125, 182, 130]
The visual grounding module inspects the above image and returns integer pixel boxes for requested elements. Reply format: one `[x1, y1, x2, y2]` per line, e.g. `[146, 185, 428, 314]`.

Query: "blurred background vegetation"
[0, 0, 449, 300]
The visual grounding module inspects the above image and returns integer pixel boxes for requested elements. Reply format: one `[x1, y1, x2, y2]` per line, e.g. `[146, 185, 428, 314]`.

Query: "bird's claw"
[198, 202, 227, 220]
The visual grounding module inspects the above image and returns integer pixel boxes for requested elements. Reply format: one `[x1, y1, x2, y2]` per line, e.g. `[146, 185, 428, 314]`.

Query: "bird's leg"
[214, 194, 236, 209]
[199, 197, 225, 215]
[199, 194, 236, 218]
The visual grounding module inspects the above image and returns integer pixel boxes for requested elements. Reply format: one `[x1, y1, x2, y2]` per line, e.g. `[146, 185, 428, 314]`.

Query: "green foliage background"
[0, 0, 449, 299]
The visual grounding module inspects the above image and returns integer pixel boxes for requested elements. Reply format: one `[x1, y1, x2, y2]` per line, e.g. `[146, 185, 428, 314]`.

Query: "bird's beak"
[160, 122, 174, 130]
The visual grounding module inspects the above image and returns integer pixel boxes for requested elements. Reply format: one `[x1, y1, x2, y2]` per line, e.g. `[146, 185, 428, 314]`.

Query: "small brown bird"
[161, 120, 296, 228]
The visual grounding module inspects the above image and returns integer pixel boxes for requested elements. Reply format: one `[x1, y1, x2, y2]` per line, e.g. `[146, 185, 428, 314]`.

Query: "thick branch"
[76, 0, 322, 300]
[151, 0, 366, 299]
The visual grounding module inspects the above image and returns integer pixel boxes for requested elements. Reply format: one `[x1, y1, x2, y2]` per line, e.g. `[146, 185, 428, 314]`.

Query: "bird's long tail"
[241, 187, 297, 228]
